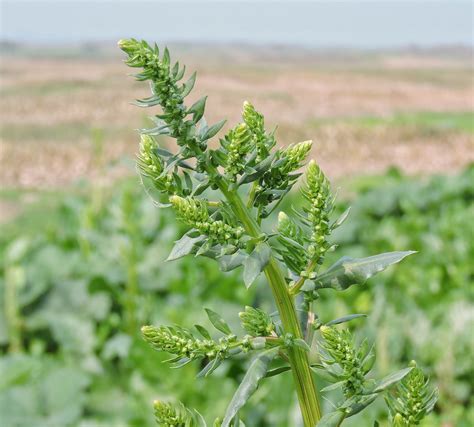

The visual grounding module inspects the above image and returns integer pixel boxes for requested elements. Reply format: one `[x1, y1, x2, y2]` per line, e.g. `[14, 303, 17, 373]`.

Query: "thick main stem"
[220, 184, 322, 426]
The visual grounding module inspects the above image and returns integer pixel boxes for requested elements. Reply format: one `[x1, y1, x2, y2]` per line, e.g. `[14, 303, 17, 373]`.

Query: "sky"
[1, 1, 473, 48]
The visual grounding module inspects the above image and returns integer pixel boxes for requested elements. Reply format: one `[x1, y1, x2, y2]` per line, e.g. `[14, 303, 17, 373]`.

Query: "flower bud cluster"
[169, 196, 244, 245]
[225, 123, 252, 181]
[320, 326, 365, 398]
[302, 160, 332, 262]
[153, 400, 197, 427]
[386, 361, 438, 426]
[137, 135, 175, 193]
[242, 101, 274, 163]
[118, 39, 196, 149]
[279, 140, 313, 175]
[277, 212, 308, 274]
[142, 325, 238, 361]
[239, 306, 275, 337]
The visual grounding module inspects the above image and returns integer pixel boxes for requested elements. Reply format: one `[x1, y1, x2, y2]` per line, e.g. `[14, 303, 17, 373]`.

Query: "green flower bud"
[117, 38, 141, 55]
[239, 306, 275, 336]
[302, 160, 332, 262]
[386, 361, 438, 426]
[154, 400, 198, 427]
[242, 101, 264, 134]
[280, 140, 313, 174]
[142, 325, 238, 361]
[137, 134, 175, 193]
[241, 101, 274, 163]
[170, 196, 244, 245]
[277, 212, 308, 274]
[320, 326, 365, 398]
[392, 413, 407, 427]
[225, 123, 252, 181]
[170, 195, 209, 224]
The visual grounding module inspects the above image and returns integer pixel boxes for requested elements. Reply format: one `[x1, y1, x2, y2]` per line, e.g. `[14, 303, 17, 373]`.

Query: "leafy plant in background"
[118, 39, 438, 426]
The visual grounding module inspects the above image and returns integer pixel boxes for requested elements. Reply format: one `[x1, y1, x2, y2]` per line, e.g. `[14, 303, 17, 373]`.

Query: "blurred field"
[1, 44, 473, 192]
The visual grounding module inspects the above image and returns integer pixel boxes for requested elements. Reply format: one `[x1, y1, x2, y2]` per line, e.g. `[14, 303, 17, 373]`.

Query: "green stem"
[219, 184, 322, 426]
[290, 258, 319, 296]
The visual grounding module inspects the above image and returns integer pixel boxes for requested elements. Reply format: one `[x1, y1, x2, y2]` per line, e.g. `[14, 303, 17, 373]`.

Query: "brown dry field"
[1, 45, 473, 190]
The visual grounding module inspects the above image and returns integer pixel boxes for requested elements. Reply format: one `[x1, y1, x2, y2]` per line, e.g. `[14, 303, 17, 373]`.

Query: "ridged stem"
[219, 183, 322, 426]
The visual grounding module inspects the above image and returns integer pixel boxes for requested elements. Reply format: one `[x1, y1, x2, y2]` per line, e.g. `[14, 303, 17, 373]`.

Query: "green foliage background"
[0, 166, 473, 426]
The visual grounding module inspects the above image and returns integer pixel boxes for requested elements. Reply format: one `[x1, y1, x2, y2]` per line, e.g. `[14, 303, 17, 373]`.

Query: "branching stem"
[219, 181, 322, 426]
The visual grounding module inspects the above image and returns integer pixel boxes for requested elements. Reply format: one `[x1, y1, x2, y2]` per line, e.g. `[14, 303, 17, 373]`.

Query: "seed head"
[225, 123, 252, 180]
[239, 306, 275, 337]
[153, 400, 197, 427]
[302, 160, 332, 262]
[320, 326, 366, 398]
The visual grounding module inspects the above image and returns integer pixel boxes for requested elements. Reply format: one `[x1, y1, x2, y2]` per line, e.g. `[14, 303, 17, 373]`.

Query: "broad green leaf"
[222, 347, 279, 427]
[326, 314, 367, 326]
[242, 243, 271, 288]
[370, 367, 413, 393]
[205, 308, 232, 335]
[315, 251, 416, 291]
[218, 251, 247, 272]
[316, 410, 346, 427]
[167, 234, 205, 261]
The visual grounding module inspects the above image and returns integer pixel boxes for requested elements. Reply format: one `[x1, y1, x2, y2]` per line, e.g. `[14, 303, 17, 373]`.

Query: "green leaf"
[315, 251, 416, 291]
[218, 251, 247, 272]
[326, 314, 367, 326]
[243, 243, 271, 288]
[342, 394, 378, 418]
[331, 207, 351, 230]
[316, 410, 346, 427]
[181, 71, 196, 97]
[222, 348, 279, 427]
[194, 324, 211, 340]
[205, 308, 232, 335]
[167, 234, 205, 261]
[370, 367, 413, 393]
[320, 380, 346, 393]
[202, 119, 226, 140]
[188, 96, 207, 123]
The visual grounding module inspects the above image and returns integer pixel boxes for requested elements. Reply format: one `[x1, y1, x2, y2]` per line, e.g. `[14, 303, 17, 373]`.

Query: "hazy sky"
[2, 1, 473, 48]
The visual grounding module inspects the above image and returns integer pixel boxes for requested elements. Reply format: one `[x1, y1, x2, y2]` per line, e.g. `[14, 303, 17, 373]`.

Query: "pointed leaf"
[315, 251, 416, 291]
[371, 367, 413, 393]
[182, 71, 196, 97]
[222, 348, 279, 427]
[343, 394, 379, 418]
[188, 96, 207, 123]
[326, 314, 367, 326]
[331, 207, 351, 230]
[167, 234, 205, 261]
[205, 308, 232, 335]
[203, 119, 226, 140]
[194, 324, 211, 340]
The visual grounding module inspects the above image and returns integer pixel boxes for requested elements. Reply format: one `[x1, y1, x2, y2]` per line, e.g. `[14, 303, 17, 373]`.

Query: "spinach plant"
[118, 39, 438, 426]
